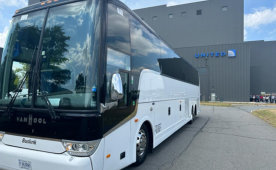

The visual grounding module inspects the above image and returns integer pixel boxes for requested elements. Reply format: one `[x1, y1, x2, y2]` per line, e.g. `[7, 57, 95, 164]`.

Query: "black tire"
[134, 124, 149, 166]
[194, 106, 197, 116]
[189, 106, 194, 124]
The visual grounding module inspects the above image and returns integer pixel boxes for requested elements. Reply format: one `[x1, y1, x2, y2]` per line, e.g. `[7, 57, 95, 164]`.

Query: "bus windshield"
[0, 0, 101, 110]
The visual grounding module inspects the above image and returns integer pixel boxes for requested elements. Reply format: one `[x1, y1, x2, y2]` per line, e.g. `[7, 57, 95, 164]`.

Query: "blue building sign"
[228, 49, 236, 57]
[195, 49, 236, 58]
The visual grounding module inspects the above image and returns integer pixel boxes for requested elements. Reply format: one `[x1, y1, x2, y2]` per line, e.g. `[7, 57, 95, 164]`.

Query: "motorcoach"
[0, 0, 200, 169]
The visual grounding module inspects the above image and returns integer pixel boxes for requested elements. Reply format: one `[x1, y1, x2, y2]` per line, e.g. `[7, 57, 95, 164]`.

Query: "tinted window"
[37, 1, 102, 109]
[197, 9, 202, 15]
[129, 15, 199, 86]
[106, 4, 131, 105]
[130, 16, 162, 73]
[0, 10, 47, 107]
[107, 48, 130, 71]
[159, 41, 177, 59]
[107, 4, 131, 54]
[159, 58, 199, 86]
[105, 48, 130, 105]
[159, 40, 199, 85]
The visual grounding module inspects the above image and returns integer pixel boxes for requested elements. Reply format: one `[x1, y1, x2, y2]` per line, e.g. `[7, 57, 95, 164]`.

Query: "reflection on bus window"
[10, 61, 30, 98]
[106, 48, 130, 104]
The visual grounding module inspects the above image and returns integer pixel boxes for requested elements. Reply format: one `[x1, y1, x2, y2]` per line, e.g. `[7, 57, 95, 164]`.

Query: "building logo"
[228, 49, 236, 57]
[195, 49, 237, 58]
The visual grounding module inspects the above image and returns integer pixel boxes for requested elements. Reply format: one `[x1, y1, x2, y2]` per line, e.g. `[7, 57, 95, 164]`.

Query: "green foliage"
[42, 26, 70, 67]
[10, 71, 18, 92]
[4, 18, 72, 96]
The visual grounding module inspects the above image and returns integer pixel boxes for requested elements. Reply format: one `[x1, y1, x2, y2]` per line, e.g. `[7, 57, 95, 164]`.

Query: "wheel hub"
[136, 129, 147, 157]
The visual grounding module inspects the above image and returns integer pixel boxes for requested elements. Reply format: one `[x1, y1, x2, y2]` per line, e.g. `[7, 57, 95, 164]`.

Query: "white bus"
[0, 0, 200, 169]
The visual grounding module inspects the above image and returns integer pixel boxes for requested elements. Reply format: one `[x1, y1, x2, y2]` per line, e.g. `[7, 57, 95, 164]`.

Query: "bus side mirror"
[111, 73, 123, 101]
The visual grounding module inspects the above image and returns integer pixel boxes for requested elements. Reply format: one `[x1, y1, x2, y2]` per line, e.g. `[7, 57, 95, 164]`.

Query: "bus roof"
[14, 0, 78, 16]
[14, 0, 161, 40]
[14, 0, 182, 63]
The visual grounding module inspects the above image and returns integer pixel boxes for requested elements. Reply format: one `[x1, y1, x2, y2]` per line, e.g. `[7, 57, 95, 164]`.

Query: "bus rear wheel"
[189, 106, 194, 124]
[134, 124, 149, 166]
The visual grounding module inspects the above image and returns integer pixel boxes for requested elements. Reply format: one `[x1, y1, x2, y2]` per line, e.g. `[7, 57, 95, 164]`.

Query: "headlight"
[62, 139, 101, 157]
[0, 131, 5, 142]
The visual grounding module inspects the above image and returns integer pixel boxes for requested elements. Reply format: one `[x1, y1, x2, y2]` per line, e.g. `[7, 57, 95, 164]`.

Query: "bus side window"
[106, 4, 131, 107]
[106, 48, 130, 106]
[107, 4, 131, 54]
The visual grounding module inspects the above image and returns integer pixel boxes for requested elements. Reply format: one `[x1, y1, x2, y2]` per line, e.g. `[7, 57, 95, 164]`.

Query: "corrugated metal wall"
[134, 0, 244, 48]
[250, 41, 276, 95]
[174, 43, 251, 102]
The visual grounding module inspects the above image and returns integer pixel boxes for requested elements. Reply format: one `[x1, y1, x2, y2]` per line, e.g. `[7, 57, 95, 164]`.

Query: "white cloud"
[245, 7, 276, 29]
[131, 28, 161, 56]
[167, 1, 178, 7]
[0, 26, 9, 48]
[0, 0, 27, 45]
[131, 26, 168, 56]
[167, 0, 206, 7]
[0, 0, 27, 8]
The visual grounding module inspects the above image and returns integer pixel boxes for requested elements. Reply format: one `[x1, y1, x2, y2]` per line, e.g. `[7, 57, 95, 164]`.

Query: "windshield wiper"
[38, 91, 57, 120]
[6, 71, 30, 118]
[5, 47, 38, 119]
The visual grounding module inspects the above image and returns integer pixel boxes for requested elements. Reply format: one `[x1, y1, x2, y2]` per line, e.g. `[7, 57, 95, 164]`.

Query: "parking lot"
[127, 104, 276, 170]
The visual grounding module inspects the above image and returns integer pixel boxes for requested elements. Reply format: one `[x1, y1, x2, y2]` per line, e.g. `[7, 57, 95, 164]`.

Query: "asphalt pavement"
[126, 104, 276, 170]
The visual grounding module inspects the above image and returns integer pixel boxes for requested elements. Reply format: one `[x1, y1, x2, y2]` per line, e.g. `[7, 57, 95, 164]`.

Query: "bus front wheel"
[134, 124, 149, 166]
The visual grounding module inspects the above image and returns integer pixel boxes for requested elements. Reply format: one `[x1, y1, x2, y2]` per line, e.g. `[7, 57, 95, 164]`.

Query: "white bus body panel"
[2, 134, 65, 153]
[103, 122, 132, 170]
[137, 69, 199, 148]
[0, 142, 92, 170]
[138, 70, 199, 103]
[91, 139, 105, 170]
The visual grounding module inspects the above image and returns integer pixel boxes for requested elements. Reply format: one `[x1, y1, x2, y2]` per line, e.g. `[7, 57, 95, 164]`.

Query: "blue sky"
[0, 0, 276, 47]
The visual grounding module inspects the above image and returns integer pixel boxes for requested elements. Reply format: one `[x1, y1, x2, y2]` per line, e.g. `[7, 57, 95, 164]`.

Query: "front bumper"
[0, 143, 92, 170]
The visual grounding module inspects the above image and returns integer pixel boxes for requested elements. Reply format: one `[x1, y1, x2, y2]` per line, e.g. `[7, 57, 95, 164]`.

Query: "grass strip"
[252, 109, 276, 128]
[200, 102, 232, 107]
